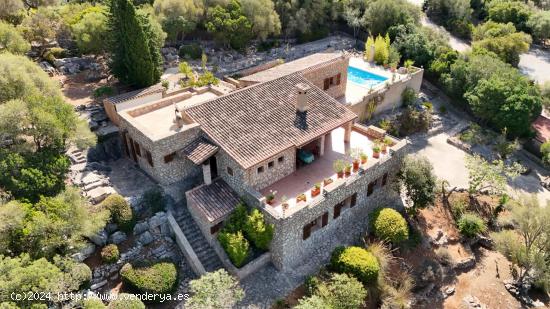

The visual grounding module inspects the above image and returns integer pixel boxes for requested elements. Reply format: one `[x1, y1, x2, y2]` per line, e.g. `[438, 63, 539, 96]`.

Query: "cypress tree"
[108, 0, 162, 87]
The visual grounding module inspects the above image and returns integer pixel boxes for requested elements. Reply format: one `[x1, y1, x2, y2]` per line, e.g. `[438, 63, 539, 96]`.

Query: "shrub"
[179, 43, 203, 59]
[223, 203, 248, 233]
[450, 199, 468, 220]
[244, 209, 273, 250]
[141, 187, 165, 213]
[120, 262, 178, 295]
[304, 275, 321, 297]
[401, 87, 417, 107]
[218, 231, 250, 267]
[108, 294, 145, 309]
[93, 86, 114, 98]
[82, 298, 106, 309]
[102, 194, 135, 232]
[397, 107, 431, 136]
[541, 141, 550, 167]
[101, 244, 120, 264]
[330, 246, 380, 285]
[186, 269, 244, 309]
[43, 47, 68, 63]
[457, 213, 486, 237]
[370, 208, 409, 244]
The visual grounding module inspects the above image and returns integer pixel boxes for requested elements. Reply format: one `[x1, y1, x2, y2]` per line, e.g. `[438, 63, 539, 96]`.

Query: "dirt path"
[444, 248, 521, 309]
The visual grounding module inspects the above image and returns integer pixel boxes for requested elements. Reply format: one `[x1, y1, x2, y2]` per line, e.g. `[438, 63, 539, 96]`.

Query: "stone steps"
[175, 207, 223, 273]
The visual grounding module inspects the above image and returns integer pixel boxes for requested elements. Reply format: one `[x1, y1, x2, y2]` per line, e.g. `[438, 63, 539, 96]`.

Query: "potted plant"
[265, 190, 276, 205]
[344, 163, 352, 177]
[311, 183, 321, 197]
[333, 159, 345, 178]
[352, 157, 360, 172]
[281, 195, 289, 211]
[360, 152, 368, 165]
[296, 193, 307, 203]
[382, 136, 393, 153]
[372, 145, 381, 158]
[324, 177, 333, 186]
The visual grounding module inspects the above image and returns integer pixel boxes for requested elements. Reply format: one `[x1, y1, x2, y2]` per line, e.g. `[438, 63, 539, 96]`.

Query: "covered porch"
[260, 124, 395, 217]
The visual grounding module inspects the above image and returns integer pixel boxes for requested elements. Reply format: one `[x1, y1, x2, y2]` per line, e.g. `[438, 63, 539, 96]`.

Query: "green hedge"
[457, 213, 486, 237]
[330, 246, 380, 285]
[244, 209, 273, 250]
[101, 244, 120, 264]
[108, 294, 145, 309]
[370, 208, 409, 244]
[222, 203, 248, 233]
[102, 194, 135, 232]
[120, 263, 178, 295]
[218, 231, 250, 268]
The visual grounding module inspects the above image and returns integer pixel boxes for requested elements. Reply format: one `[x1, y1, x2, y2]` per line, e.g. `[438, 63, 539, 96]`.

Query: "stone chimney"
[174, 103, 184, 128]
[295, 83, 311, 112]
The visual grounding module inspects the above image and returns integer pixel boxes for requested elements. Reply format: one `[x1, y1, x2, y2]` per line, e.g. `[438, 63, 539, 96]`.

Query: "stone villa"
[104, 52, 420, 272]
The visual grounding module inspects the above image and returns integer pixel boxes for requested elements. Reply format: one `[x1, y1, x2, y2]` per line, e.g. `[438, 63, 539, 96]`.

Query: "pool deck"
[342, 57, 409, 105]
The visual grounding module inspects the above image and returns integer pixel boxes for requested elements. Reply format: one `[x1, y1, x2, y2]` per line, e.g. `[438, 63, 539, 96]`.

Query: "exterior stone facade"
[118, 118, 202, 185]
[301, 57, 349, 99]
[246, 148, 296, 190]
[264, 140, 408, 270]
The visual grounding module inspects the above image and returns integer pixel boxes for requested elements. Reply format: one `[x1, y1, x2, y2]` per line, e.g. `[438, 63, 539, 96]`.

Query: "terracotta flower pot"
[381, 144, 387, 153]
[337, 171, 344, 178]
[353, 160, 360, 172]
[361, 157, 367, 165]
[373, 151, 380, 159]
[324, 178, 333, 186]
[311, 187, 320, 197]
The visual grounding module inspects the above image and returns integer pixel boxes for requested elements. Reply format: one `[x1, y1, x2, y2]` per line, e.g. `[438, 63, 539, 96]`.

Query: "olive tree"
[185, 269, 244, 309]
[492, 195, 550, 292]
[465, 154, 523, 197]
[398, 155, 437, 213]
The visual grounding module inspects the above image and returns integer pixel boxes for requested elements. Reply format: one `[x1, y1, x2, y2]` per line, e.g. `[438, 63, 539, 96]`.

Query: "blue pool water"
[347, 66, 388, 88]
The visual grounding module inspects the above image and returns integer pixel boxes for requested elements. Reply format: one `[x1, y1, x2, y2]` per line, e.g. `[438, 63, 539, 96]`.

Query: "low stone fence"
[210, 239, 272, 280]
[166, 210, 206, 276]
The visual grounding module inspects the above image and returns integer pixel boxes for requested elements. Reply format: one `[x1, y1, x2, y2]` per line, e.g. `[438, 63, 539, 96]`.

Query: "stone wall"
[349, 69, 424, 122]
[119, 118, 202, 185]
[301, 57, 349, 99]
[246, 147, 296, 190]
[264, 144, 408, 270]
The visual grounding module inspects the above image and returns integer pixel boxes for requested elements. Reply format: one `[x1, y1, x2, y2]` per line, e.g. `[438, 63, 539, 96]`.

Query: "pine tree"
[108, 0, 162, 87]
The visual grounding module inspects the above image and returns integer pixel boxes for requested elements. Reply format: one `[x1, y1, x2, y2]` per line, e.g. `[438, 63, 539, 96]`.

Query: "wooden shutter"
[146, 151, 154, 167]
[321, 212, 328, 227]
[134, 141, 141, 156]
[336, 73, 341, 85]
[382, 173, 388, 186]
[303, 224, 311, 240]
[334, 203, 342, 219]
[323, 78, 330, 90]
[367, 182, 374, 196]
[350, 193, 357, 208]
[121, 132, 129, 156]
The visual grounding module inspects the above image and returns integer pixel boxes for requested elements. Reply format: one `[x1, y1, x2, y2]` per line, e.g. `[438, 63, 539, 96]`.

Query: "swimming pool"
[347, 66, 388, 89]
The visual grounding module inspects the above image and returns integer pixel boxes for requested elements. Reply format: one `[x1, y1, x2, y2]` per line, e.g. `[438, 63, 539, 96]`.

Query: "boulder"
[89, 230, 108, 247]
[106, 223, 118, 233]
[138, 231, 154, 246]
[148, 212, 167, 229]
[133, 222, 149, 236]
[73, 243, 96, 262]
[109, 231, 127, 244]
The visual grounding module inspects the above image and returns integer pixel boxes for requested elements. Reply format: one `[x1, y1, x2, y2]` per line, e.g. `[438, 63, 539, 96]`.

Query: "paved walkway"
[409, 85, 550, 205]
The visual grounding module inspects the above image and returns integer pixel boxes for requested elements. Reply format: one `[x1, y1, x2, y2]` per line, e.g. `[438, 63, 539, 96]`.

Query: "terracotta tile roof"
[181, 137, 219, 165]
[239, 52, 346, 83]
[185, 74, 357, 169]
[533, 115, 550, 143]
[105, 84, 165, 105]
[187, 178, 240, 223]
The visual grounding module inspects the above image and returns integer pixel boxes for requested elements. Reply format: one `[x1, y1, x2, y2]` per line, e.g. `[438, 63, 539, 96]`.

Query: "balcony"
[259, 125, 403, 218]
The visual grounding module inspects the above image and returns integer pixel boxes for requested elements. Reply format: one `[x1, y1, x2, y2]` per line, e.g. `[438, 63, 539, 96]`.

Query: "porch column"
[319, 135, 325, 156]
[202, 161, 212, 185]
[344, 122, 352, 143]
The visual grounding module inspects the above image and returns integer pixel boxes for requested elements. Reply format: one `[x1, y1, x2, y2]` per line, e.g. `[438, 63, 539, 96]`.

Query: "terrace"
[259, 124, 402, 218]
